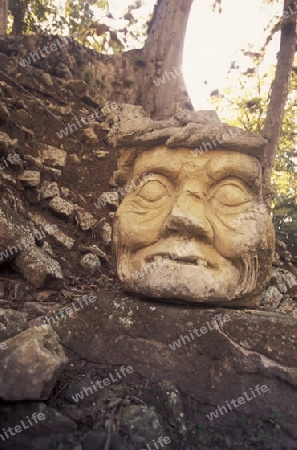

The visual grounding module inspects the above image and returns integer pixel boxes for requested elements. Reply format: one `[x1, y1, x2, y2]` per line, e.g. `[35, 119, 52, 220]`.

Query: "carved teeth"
[148, 255, 211, 267]
[198, 258, 208, 267]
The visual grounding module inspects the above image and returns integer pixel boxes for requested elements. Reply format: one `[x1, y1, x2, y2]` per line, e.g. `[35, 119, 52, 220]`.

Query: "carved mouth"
[146, 254, 214, 268]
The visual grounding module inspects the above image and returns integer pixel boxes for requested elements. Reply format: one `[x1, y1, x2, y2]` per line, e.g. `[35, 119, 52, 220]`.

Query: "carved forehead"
[132, 146, 261, 184]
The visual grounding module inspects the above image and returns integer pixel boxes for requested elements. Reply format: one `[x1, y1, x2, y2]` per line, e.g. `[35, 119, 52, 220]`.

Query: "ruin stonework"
[109, 106, 275, 306]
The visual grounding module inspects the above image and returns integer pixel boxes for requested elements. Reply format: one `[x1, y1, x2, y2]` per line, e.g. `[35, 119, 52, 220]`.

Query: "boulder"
[18, 170, 41, 187]
[0, 203, 64, 288]
[0, 308, 28, 342]
[0, 325, 67, 401]
[53, 288, 297, 439]
[80, 253, 101, 274]
[48, 196, 75, 219]
[41, 145, 67, 168]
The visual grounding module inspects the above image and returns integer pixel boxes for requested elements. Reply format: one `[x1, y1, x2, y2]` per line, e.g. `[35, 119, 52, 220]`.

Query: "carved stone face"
[113, 146, 275, 304]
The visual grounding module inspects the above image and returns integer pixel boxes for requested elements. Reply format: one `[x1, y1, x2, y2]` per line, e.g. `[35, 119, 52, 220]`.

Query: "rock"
[75, 207, 97, 231]
[0, 281, 4, 298]
[271, 269, 297, 294]
[0, 218, 15, 260]
[93, 150, 109, 159]
[108, 105, 267, 154]
[82, 431, 126, 450]
[278, 298, 297, 316]
[100, 222, 112, 246]
[80, 253, 101, 274]
[64, 379, 100, 405]
[68, 153, 80, 164]
[0, 402, 77, 449]
[82, 127, 98, 144]
[0, 203, 64, 288]
[26, 187, 41, 204]
[29, 213, 75, 250]
[79, 244, 109, 262]
[99, 191, 119, 208]
[54, 290, 297, 439]
[261, 286, 283, 310]
[0, 325, 67, 401]
[41, 73, 54, 86]
[0, 308, 28, 341]
[41, 181, 60, 199]
[18, 170, 41, 187]
[15, 245, 64, 289]
[66, 79, 87, 97]
[155, 380, 187, 437]
[121, 405, 169, 446]
[43, 166, 62, 180]
[42, 145, 67, 168]
[4, 280, 33, 302]
[0, 131, 18, 152]
[48, 196, 75, 219]
[0, 101, 10, 123]
[24, 155, 43, 172]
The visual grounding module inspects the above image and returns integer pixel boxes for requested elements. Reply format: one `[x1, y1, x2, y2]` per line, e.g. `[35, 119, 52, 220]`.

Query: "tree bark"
[141, 0, 194, 119]
[10, 0, 28, 36]
[262, 0, 297, 177]
[0, 0, 8, 35]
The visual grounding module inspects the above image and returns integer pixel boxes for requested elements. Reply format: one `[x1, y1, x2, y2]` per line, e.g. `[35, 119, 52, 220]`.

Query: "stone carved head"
[108, 106, 275, 306]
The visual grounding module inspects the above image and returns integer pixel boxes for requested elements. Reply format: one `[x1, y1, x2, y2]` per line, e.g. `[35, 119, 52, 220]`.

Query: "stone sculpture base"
[54, 287, 297, 439]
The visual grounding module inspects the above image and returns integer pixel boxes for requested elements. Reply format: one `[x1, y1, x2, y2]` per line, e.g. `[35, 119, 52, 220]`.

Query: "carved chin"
[117, 252, 270, 303]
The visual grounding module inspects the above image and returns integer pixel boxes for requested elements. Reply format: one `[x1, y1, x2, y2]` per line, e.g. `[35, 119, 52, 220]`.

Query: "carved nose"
[163, 192, 214, 242]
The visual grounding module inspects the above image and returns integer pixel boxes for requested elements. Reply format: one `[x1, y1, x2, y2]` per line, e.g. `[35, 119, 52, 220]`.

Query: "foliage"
[211, 58, 297, 252]
[8, 0, 57, 34]
[7, 0, 149, 53]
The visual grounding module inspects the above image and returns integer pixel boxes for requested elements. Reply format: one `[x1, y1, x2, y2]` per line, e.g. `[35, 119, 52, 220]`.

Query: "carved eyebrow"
[206, 156, 261, 185]
[134, 165, 180, 181]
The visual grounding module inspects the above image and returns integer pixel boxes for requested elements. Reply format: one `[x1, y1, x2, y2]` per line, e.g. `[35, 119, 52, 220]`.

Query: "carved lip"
[146, 253, 214, 268]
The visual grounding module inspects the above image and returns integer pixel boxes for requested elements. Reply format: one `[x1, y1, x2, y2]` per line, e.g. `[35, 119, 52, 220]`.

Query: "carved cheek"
[209, 209, 270, 259]
[114, 200, 172, 249]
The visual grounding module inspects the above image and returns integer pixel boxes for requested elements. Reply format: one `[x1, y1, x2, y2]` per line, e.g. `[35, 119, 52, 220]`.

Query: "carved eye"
[137, 180, 168, 202]
[213, 184, 250, 206]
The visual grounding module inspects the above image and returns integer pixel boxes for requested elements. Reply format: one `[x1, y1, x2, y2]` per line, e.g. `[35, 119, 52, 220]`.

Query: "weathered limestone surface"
[0, 203, 64, 288]
[53, 289, 297, 439]
[108, 106, 267, 155]
[110, 107, 275, 306]
[0, 325, 67, 401]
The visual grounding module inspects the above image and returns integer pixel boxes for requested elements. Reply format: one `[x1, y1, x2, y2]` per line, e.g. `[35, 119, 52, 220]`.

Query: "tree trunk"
[141, 0, 194, 119]
[0, 0, 8, 35]
[10, 0, 28, 36]
[262, 0, 297, 177]
[11, 15, 25, 36]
